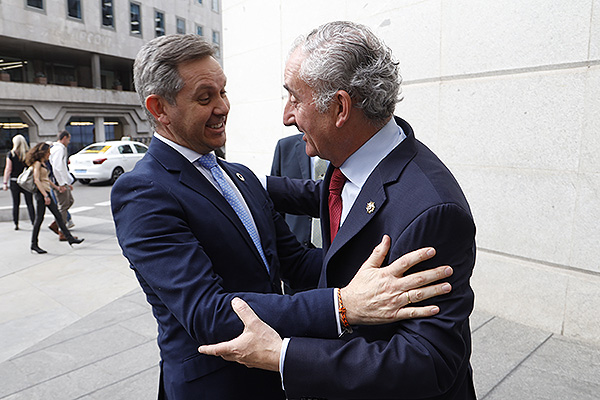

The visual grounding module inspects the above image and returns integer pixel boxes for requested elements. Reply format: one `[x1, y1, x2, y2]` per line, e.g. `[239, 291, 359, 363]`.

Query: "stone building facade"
[0, 0, 222, 157]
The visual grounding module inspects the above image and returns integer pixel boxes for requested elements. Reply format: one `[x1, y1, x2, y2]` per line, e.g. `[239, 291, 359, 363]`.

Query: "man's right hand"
[341, 235, 453, 325]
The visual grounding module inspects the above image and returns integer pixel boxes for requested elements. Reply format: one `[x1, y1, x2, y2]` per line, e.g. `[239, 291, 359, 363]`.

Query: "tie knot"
[329, 168, 346, 195]
[197, 153, 218, 169]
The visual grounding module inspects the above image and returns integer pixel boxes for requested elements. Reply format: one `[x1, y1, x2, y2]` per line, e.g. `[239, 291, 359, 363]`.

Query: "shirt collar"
[153, 132, 210, 164]
[339, 118, 405, 188]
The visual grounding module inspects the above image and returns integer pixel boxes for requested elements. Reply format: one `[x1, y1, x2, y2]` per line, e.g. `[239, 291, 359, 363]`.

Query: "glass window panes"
[196, 25, 204, 36]
[27, 0, 43, 9]
[102, 0, 114, 27]
[155, 11, 165, 37]
[212, 30, 221, 58]
[176, 18, 185, 34]
[130, 2, 141, 35]
[211, 0, 219, 13]
[68, 0, 82, 19]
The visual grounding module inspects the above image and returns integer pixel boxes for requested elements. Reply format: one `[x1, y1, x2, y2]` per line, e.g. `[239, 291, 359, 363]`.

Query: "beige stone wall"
[222, 0, 600, 345]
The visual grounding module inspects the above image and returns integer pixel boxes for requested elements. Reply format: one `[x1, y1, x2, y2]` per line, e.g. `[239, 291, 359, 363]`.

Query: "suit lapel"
[218, 160, 275, 278]
[149, 140, 270, 277]
[321, 120, 418, 284]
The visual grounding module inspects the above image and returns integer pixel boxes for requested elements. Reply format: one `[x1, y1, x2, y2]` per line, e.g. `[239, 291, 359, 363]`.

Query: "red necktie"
[328, 168, 346, 241]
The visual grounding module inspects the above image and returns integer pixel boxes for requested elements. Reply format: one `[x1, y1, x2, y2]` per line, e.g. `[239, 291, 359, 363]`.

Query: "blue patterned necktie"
[196, 153, 269, 272]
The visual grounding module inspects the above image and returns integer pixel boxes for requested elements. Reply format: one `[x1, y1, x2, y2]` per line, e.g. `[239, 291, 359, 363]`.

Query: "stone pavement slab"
[2, 188, 600, 399]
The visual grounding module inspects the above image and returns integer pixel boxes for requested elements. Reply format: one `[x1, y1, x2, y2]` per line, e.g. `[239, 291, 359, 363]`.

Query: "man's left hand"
[198, 297, 282, 371]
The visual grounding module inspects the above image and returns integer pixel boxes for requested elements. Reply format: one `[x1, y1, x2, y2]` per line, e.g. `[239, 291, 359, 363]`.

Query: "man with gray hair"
[112, 32, 456, 400]
[199, 21, 477, 400]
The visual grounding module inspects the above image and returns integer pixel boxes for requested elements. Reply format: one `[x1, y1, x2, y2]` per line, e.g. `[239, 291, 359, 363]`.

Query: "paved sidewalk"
[1, 200, 599, 398]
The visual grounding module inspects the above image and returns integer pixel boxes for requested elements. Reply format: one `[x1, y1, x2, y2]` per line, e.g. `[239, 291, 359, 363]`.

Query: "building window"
[212, 30, 221, 58]
[176, 18, 186, 34]
[67, 0, 82, 19]
[155, 11, 165, 37]
[211, 0, 219, 13]
[101, 0, 114, 27]
[130, 2, 141, 35]
[197, 0, 202, 4]
[27, 0, 43, 9]
[196, 25, 204, 36]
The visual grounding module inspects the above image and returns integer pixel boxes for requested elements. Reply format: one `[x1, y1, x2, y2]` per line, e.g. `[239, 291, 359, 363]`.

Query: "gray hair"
[133, 34, 216, 128]
[292, 21, 401, 125]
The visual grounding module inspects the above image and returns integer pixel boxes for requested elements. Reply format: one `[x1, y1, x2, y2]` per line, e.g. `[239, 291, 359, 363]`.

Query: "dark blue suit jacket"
[270, 133, 313, 247]
[111, 139, 339, 399]
[267, 117, 477, 400]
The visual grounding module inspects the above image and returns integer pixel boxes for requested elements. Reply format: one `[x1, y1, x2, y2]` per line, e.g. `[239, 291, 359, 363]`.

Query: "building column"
[95, 117, 106, 142]
[91, 54, 101, 89]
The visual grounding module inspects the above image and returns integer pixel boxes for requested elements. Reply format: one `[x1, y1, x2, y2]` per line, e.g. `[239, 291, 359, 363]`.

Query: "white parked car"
[68, 140, 148, 184]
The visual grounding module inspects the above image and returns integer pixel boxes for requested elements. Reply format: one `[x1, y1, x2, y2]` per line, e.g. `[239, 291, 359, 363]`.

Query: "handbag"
[17, 166, 36, 193]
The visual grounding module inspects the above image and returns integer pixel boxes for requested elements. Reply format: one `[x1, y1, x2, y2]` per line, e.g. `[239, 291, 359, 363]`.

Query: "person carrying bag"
[17, 166, 36, 193]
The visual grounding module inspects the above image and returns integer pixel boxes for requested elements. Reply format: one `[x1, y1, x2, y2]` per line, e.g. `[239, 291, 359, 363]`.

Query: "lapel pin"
[236, 172, 245, 182]
[366, 201, 376, 214]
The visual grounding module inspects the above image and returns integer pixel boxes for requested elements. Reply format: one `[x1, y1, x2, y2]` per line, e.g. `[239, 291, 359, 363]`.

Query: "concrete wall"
[0, 0, 222, 59]
[0, 81, 147, 140]
[221, 0, 600, 345]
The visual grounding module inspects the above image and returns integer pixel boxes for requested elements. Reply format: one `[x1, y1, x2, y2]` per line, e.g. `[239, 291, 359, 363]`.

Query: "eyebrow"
[283, 84, 297, 97]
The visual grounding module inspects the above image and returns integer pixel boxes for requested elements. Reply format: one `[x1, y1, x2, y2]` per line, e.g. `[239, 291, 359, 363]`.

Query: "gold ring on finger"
[406, 291, 412, 304]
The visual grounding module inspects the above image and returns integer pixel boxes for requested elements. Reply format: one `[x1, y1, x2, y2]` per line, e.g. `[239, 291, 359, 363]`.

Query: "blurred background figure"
[270, 133, 328, 248]
[26, 142, 83, 254]
[2, 134, 35, 230]
[48, 131, 76, 240]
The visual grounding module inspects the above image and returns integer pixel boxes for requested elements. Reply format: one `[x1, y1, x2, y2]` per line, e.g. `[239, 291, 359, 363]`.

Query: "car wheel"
[79, 179, 91, 184]
[110, 167, 125, 184]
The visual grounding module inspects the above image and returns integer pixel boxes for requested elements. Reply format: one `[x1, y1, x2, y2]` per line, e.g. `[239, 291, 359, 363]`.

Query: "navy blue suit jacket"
[111, 139, 339, 399]
[270, 133, 313, 247]
[267, 117, 477, 400]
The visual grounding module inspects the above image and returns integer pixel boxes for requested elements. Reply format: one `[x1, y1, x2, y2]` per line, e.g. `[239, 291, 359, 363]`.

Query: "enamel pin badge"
[236, 173, 245, 182]
[366, 201, 376, 214]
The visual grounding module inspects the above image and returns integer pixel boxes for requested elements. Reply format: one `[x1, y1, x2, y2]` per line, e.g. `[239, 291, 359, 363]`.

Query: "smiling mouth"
[207, 122, 224, 129]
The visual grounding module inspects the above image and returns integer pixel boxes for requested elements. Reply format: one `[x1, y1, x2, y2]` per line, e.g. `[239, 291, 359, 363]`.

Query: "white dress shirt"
[49, 142, 74, 185]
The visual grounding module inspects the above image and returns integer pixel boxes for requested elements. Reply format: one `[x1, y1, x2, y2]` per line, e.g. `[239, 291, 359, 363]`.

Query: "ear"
[334, 90, 352, 128]
[145, 95, 170, 125]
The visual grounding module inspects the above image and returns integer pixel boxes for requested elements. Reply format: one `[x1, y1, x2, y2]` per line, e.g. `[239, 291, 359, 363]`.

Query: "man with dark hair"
[48, 130, 75, 240]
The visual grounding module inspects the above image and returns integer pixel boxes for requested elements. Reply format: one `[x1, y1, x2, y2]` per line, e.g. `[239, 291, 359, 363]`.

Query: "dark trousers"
[9, 180, 35, 226]
[32, 191, 73, 246]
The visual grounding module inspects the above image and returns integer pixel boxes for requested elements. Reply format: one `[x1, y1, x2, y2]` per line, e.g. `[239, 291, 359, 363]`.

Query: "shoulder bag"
[17, 166, 36, 193]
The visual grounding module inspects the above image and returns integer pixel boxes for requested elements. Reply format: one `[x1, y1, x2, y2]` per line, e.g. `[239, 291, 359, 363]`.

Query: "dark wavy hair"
[25, 142, 51, 166]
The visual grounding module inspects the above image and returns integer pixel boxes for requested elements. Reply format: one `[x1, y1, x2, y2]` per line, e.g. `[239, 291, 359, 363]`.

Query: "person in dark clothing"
[2, 135, 35, 230]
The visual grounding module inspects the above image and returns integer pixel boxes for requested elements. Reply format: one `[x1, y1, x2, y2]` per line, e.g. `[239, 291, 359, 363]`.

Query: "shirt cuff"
[279, 337, 290, 390]
[259, 175, 267, 190]
[334, 288, 343, 336]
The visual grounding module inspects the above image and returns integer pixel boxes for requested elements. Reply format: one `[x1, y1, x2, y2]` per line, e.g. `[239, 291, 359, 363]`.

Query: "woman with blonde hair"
[2, 134, 35, 230]
[26, 142, 83, 254]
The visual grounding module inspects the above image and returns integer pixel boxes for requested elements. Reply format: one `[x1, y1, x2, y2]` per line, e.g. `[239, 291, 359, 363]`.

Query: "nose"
[215, 95, 230, 116]
[283, 100, 295, 126]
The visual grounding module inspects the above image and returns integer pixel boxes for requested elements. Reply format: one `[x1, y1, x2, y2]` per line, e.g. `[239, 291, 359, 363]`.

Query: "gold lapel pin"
[366, 201, 376, 214]
[236, 172, 245, 181]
